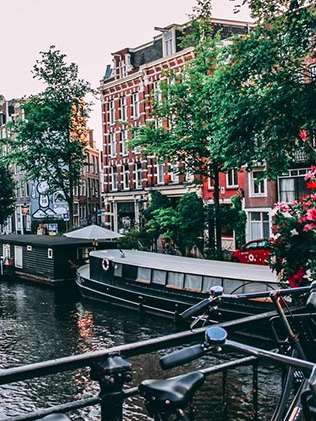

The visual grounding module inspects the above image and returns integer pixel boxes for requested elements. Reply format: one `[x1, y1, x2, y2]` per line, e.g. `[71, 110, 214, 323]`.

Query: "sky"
[1, 0, 250, 147]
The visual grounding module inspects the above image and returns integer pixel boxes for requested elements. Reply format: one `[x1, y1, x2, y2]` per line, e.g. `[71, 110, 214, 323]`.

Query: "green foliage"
[0, 164, 15, 225]
[118, 228, 153, 251]
[7, 46, 92, 225]
[209, 5, 316, 178]
[177, 192, 204, 255]
[144, 192, 204, 256]
[232, 0, 314, 22]
[220, 195, 247, 248]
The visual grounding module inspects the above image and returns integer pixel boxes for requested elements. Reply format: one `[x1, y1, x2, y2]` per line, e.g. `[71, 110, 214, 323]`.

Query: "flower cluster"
[270, 194, 316, 287]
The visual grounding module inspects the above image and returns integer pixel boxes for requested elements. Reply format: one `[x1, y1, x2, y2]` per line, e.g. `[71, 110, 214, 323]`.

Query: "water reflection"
[0, 280, 281, 420]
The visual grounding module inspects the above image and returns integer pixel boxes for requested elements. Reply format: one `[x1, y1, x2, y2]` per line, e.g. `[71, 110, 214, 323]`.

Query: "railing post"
[252, 361, 258, 421]
[222, 368, 228, 419]
[90, 353, 132, 421]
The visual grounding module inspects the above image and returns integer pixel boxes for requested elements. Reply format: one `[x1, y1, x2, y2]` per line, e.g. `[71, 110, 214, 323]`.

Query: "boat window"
[184, 274, 202, 291]
[48, 248, 53, 259]
[244, 282, 268, 293]
[152, 270, 166, 285]
[167, 272, 184, 289]
[137, 267, 151, 283]
[223, 278, 243, 294]
[202, 277, 223, 292]
[122, 264, 138, 280]
[114, 263, 123, 277]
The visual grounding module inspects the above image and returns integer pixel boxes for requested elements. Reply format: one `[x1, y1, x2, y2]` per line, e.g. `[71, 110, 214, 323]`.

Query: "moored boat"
[76, 250, 280, 332]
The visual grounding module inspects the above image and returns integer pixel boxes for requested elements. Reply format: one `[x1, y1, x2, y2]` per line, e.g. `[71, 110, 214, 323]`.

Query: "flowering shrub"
[270, 191, 316, 287]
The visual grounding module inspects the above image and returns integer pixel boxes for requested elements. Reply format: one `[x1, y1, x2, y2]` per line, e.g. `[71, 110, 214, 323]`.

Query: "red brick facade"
[100, 19, 250, 234]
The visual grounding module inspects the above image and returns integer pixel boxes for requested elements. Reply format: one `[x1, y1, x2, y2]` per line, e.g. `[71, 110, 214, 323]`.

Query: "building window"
[120, 96, 127, 121]
[121, 129, 128, 156]
[163, 30, 175, 57]
[111, 167, 118, 191]
[123, 165, 129, 190]
[226, 169, 238, 188]
[48, 248, 53, 259]
[250, 170, 266, 196]
[109, 100, 115, 125]
[109, 132, 116, 157]
[132, 92, 139, 119]
[169, 164, 178, 183]
[156, 164, 164, 184]
[153, 81, 163, 105]
[248, 211, 270, 241]
[278, 170, 309, 202]
[135, 163, 142, 189]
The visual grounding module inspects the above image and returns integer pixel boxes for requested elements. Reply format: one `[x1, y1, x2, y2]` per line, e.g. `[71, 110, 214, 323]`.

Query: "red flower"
[288, 267, 305, 288]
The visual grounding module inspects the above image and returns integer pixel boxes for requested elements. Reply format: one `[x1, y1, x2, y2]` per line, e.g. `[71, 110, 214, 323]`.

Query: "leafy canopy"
[8, 46, 92, 207]
[209, 2, 316, 177]
[0, 164, 15, 225]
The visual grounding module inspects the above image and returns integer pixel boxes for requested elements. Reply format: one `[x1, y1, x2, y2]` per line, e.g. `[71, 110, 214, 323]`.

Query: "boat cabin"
[0, 234, 117, 285]
[89, 249, 278, 295]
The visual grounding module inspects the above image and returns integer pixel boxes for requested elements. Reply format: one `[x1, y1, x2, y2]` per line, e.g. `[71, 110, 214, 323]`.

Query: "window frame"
[249, 169, 267, 197]
[132, 92, 140, 119]
[226, 169, 238, 188]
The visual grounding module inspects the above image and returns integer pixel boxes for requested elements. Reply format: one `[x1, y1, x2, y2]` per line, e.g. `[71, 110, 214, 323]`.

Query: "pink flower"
[303, 223, 316, 232]
[306, 208, 316, 221]
[305, 166, 316, 181]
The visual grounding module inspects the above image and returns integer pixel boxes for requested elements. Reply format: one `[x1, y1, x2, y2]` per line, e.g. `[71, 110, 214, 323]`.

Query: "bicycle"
[139, 283, 316, 420]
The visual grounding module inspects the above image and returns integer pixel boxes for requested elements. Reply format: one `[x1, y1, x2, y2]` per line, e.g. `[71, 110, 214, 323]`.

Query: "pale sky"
[1, 0, 250, 147]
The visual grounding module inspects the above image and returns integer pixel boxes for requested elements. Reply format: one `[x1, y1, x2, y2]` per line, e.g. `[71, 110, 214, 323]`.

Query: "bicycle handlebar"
[160, 344, 205, 369]
[180, 299, 212, 319]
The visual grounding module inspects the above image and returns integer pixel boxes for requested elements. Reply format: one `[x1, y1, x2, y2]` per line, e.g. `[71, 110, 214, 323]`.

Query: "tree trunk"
[212, 164, 222, 259]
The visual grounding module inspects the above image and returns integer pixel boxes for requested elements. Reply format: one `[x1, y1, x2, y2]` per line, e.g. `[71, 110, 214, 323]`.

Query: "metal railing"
[0, 310, 276, 421]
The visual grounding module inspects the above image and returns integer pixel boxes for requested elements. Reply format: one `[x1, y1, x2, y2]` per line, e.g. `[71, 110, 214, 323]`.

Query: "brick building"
[0, 96, 31, 234]
[73, 130, 101, 227]
[100, 18, 250, 233]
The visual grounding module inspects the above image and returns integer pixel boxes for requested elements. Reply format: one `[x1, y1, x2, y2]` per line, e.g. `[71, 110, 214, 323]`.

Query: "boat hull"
[76, 268, 278, 343]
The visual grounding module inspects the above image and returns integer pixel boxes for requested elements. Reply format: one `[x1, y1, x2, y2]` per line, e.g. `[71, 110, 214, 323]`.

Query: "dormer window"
[163, 30, 175, 57]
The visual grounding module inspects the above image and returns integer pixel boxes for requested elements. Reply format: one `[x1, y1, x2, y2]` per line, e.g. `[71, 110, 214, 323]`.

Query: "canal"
[0, 280, 282, 420]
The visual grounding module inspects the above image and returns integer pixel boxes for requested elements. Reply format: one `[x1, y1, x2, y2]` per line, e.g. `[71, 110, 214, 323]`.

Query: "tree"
[8, 46, 92, 227]
[145, 192, 204, 256]
[133, 0, 226, 256]
[209, 2, 316, 178]
[232, 0, 314, 22]
[177, 192, 205, 255]
[0, 164, 15, 226]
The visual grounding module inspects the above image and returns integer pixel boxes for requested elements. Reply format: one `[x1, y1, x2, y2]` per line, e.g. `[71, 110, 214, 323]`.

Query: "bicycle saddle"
[139, 371, 205, 409]
[39, 415, 71, 420]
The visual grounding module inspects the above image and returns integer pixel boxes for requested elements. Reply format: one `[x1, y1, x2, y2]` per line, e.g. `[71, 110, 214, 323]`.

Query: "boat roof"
[90, 249, 278, 283]
[0, 234, 114, 248]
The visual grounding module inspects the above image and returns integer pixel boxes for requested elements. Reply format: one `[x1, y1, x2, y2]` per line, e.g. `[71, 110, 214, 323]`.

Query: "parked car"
[231, 239, 272, 265]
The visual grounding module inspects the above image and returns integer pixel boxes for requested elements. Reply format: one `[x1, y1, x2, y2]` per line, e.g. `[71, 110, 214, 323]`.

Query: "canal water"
[0, 280, 282, 420]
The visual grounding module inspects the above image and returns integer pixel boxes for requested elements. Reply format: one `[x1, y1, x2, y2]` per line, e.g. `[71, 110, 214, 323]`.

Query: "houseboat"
[0, 234, 117, 286]
[76, 249, 280, 327]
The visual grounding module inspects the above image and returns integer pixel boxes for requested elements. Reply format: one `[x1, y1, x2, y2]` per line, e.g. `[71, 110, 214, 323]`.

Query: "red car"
[231, 239, 272, 265]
